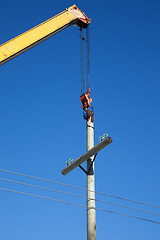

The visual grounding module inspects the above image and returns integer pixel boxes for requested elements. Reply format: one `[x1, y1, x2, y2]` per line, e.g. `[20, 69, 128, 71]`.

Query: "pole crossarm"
[61, 137, 112, 175]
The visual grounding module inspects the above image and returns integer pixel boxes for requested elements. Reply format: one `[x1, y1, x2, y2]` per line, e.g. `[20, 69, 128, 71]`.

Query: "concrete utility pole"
[61, 116, 112, 240]
[61, 111, 112, 240]
[87, 116, 96, 240]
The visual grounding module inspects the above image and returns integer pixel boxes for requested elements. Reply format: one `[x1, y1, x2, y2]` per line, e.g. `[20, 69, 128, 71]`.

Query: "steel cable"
[0, 187, 160, 225]
[0, 177, 160, 216]
[86, 25, 90, 90]
[0, 168, 159, 210]
[80, 28, 85, 94]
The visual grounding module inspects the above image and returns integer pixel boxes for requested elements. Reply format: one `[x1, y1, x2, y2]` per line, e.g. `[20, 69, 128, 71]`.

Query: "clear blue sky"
[0, 0, 160, 239]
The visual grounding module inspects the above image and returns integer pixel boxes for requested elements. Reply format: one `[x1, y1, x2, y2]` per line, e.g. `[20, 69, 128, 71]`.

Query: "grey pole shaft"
[87, 116, 96, 240]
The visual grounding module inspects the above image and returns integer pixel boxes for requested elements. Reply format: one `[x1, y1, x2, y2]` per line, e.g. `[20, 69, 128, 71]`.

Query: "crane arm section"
[0, 5, 90, 66]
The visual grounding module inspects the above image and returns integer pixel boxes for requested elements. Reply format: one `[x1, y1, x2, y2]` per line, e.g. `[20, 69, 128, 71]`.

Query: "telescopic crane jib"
[0, 5, 91, 66]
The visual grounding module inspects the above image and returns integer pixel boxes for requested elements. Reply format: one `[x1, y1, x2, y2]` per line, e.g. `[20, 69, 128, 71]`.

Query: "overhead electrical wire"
[0, 168, 159, 210]
[0, 177, 159, 217]
[0, 187, 159, 225]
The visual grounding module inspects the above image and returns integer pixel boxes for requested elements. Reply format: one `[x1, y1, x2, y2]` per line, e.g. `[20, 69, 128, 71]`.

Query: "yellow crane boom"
[0, 5, 90, 66]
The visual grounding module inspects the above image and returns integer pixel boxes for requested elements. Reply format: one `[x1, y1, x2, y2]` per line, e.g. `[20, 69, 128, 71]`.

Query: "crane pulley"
[80, 87, 94, 121]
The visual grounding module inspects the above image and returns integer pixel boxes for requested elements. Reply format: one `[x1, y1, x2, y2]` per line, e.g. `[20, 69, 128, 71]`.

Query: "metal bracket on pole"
[79, 165, 88, 174]
[79, 153, 98, 175]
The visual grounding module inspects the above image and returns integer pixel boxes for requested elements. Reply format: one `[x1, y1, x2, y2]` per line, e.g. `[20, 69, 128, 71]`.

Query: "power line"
[0, 168, 159, 210]
[0, 177, 160, 217]
[0, 187, 159, 225]
[0, 177, 85, 198]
